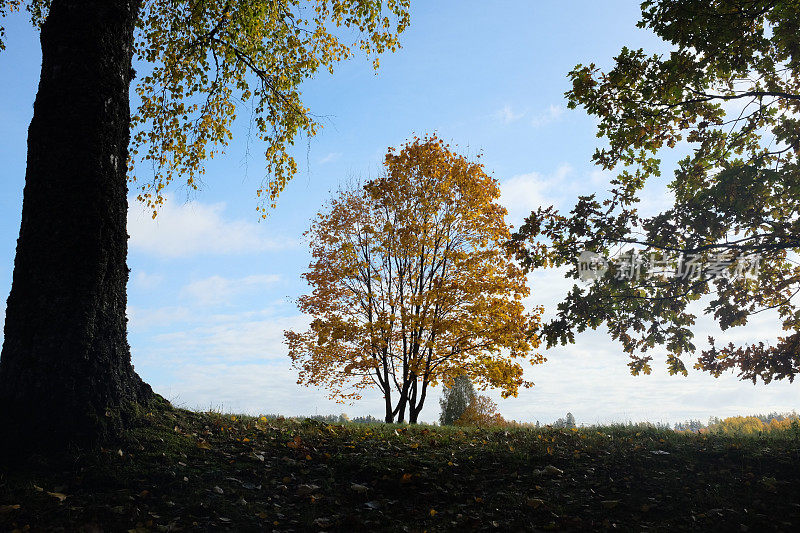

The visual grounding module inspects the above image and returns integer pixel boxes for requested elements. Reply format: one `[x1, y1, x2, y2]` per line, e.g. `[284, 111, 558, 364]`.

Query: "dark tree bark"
[384, 392, 393, 423]
[394, 385, 408, 423]
[0, 0, 152, 451]
[409, 380, 427, 424]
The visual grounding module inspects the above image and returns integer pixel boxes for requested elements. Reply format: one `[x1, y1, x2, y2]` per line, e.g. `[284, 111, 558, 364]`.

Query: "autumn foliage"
[455, 395, 505, 428]
[285, 135, 542, 423]
[511, 0, 800, 383]
[706, 415, 800, 436]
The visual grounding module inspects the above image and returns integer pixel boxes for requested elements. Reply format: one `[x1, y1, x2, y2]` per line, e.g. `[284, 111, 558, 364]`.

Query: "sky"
[0, 1, 797, 426]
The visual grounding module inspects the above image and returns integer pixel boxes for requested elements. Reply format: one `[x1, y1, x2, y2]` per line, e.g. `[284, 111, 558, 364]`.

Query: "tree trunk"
[0, 0, 152, 451]
[407, 374, 418, 424]
[384, 392, 394, 423]
[409, 381, 428, 424]
[393, 383, 409, 423]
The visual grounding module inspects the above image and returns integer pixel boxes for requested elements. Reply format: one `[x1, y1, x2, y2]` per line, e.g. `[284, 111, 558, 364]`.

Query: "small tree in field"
[455, 394, 505, 428]
[285, 135, 543, 423]
[439, 373, 476, 426]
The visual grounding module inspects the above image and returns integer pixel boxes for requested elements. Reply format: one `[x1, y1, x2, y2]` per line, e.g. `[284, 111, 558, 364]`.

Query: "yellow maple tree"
[285, 135, 544, 423]
[455, 394, 505, 428]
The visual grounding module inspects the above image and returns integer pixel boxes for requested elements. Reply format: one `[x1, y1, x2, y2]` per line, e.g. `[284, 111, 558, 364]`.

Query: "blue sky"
[0, 1, 796, 425]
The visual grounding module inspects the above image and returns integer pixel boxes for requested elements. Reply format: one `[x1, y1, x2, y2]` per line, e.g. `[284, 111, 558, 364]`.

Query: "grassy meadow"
[2, 402, 799, 531]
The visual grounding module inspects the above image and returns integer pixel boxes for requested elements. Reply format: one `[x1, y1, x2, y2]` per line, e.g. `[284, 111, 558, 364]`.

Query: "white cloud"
[128, 198, 299, 258]
[180, 274, 282, 306]
[130, 271, 163, 291]
[127, 305, 194, 331]
[493, 104, 525, 124]
[149, 362, 382, 417]
[499, 163, 573, 226]
[491, 103, 564, 128]
[319, 152, 342, 164]
[134, 307, 307, 364]
[501, 322, 798, 426]
[523, 267, 575, 320]
[588, 168, 613, 186]
[531, 104, 565, 127]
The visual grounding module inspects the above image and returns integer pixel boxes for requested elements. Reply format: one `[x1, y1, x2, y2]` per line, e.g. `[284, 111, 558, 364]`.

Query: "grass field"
[2, 404, 799, 531]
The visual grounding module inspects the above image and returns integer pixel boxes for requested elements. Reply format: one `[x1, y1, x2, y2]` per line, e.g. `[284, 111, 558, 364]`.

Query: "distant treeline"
[674, 412, 799, 434]
[259, 413, 382, 425]
[255, 411, 799, 433]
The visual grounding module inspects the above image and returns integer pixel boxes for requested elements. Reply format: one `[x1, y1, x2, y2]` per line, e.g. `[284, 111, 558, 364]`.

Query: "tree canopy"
[0, 0, 410, 216]
[286, 135, 543, 423]
[512, 0, 800, 383]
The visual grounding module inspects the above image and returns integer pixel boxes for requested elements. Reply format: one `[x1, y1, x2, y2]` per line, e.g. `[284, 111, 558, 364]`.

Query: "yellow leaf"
[527, 498, 545, 509]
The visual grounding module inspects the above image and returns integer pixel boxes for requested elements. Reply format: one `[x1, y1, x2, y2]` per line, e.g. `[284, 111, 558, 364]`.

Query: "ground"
[1, 405, 799, 531]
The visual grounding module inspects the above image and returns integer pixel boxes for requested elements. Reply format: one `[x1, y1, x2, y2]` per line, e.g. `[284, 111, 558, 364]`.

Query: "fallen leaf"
[297, 483, 320, 496]
[350, 483, 370, 494]
[544, 465, 564, 476]
[48, 492, 67, 502]
[314, 517, 332, 528]
[527, 498, 545, 509]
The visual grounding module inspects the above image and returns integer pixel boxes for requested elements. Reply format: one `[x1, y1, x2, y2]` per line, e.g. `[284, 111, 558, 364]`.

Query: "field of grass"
[2, 403, 799, 531]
